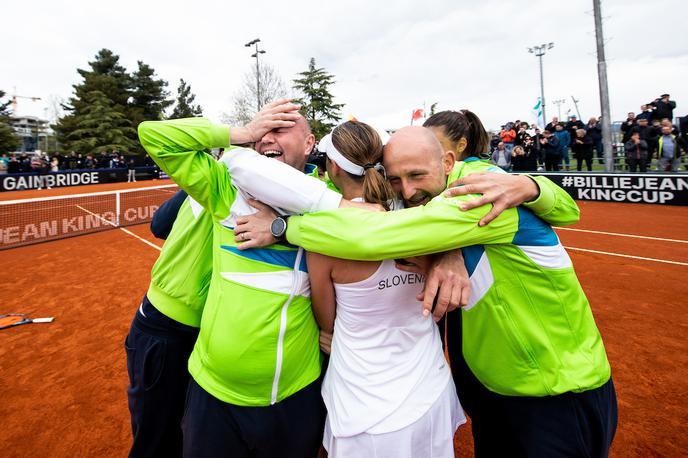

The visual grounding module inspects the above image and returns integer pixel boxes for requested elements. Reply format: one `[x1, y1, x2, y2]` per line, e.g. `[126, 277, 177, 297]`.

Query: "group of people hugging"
[124, 100, 617, 458]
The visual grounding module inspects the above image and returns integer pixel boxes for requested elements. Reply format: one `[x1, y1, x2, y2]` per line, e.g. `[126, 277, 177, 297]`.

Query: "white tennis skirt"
[323, 380, 466, 458]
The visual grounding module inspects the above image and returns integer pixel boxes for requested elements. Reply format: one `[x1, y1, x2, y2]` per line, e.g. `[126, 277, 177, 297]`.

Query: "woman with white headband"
[309, 121, 465, 457]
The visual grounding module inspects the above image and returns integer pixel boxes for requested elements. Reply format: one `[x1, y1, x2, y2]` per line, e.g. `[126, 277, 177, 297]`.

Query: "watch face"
[271, 217, 286, 238]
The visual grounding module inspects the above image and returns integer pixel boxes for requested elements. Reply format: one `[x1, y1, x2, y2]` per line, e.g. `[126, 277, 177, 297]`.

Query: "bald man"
[243, 125, 617, 457]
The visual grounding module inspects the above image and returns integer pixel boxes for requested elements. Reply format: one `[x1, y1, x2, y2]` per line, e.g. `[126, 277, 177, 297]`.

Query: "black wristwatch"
[270, 215, 289, 240]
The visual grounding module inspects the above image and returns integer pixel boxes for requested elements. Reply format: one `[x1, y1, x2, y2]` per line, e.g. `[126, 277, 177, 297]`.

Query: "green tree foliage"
[54, 49, 132, 151]
[54, 49, 173, 154]
[74, 48, 131, 110]
[67, 91, 137, 154]
[0, 90, 21, 152]
[130, 61, 173, 124]
[292, 58, 344, 140]
[170, 79, 203, 119]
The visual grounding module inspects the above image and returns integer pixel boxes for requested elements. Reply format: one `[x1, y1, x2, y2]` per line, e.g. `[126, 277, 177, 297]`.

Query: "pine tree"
[74, 48, 131, 109]
[292, 58, 344, 139]
[130, 61, 173, 124]
[170, 79, 203, 119]
[68, 91, 137, 154]
[54, 49, 133, 151]
[0, 90, 21, 152]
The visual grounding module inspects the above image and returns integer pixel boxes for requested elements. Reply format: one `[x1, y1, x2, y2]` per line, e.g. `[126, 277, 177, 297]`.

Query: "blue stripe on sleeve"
[512, 207, 558, 246]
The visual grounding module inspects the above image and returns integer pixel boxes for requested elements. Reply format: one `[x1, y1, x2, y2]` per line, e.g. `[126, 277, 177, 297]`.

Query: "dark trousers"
[577, 153, 594, 171]
[182, 378, 326, 458]
[594, 140, 604, 163]
[125, 296, 199, 458]
[545, 155, 560, 171]
[628, 156, 648, 173]
[446, 311, 618, 458]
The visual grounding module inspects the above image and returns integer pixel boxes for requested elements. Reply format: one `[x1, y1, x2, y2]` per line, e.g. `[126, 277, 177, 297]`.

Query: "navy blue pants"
[182, 378, 326, 458]
[125, 296, 199, 458]
[446, 311, 618, 457]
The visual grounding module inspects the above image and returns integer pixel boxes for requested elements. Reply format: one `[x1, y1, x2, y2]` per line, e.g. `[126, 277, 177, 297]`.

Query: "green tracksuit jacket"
[286, 158, 610, 397]
[139, 118, 342, 406]
[147, 195, 212, 327]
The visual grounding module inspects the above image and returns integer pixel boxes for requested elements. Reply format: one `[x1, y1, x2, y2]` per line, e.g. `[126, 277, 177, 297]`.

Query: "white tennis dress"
[321, 259, 466, 457]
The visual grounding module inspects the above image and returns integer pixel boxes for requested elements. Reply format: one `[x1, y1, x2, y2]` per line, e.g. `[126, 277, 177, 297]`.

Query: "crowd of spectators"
[491, 93, 686, 173]
[0, 150, 156, 177]
[491, 115, 604, 173]
[620, 94, 686, 172]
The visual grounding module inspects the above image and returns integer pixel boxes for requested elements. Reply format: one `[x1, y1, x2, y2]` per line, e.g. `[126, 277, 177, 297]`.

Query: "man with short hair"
[257, 126, 616, 457]
[545, 116, 559, 133]
[553, 123, 571, 170]
[565, 114, 585, 139]
[540, 129, 561, 171]
[625, 131, 649, 172]
[637, 104, 653, 121]
[491, 141, 511, 171]
[636, 117, 660, 168]
[587, 117, 604, 164]
[657, 124, 685, 171]
[131, 101, 362, 457]
[622, 112, 636, 146]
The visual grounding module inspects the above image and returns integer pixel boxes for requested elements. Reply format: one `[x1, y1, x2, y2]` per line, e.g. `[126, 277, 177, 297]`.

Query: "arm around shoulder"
[522, 175, 580, 226]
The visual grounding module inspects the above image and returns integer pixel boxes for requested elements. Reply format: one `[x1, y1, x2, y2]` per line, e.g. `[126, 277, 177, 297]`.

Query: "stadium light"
[244, 38, 266, 111]
[528, 42, 555, 126]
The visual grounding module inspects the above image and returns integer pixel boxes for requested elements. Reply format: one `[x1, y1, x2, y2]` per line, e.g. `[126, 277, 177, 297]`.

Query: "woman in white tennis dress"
[308, 121, 465, 458]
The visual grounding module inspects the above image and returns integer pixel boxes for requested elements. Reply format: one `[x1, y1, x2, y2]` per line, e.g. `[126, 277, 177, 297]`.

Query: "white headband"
[317, 125, 390, 177]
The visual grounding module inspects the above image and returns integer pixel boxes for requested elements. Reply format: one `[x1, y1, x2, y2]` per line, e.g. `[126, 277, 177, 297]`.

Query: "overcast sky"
[3, 0, 687, 131]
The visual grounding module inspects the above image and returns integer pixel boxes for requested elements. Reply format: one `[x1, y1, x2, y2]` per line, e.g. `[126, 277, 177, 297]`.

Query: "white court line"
[74, 205, 684, 265]
[564, 246, 688, 267]
[75, 205, 162, 252]
[119, 227, 162, 251]
[556, 227, 688, 244]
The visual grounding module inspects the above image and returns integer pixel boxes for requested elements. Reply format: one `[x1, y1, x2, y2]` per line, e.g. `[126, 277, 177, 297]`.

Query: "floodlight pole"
[593, 0, 614, 171]
[528, 43, 554, 127]
[553, 99, 566, 119]
[245, 38, 266, 111]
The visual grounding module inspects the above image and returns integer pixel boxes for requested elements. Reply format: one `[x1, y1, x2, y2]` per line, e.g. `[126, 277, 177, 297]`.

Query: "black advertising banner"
[0, 167, 161, 192]
[530, 173, 688, 206]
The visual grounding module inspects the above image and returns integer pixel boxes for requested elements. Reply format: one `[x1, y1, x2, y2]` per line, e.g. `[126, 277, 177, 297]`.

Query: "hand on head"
[243, 99, 302, 142]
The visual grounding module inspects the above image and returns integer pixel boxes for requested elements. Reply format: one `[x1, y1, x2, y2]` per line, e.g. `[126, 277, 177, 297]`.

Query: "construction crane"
[11, 89, 42, 113]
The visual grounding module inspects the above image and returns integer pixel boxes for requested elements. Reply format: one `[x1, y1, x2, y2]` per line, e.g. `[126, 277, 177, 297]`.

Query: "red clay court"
[0, 180, 686, 457]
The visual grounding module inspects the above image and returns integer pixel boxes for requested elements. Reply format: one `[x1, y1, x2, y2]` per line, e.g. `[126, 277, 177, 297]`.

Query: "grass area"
[559, 153, 688, 172]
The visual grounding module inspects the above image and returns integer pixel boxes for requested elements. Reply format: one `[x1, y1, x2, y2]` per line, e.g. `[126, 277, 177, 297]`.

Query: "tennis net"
[0, 184, 179, 250]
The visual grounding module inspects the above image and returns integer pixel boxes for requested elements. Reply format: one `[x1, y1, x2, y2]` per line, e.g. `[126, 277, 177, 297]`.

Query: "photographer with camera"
[649, 94, 676, 122]
[621, 112, 636, 144]
[625, 131, 649, 173]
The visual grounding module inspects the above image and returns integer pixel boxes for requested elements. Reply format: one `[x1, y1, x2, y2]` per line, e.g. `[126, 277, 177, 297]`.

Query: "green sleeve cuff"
[523, 175, 555, 215]
[286, 216, 304, 246]
[210, 124, 231, 148]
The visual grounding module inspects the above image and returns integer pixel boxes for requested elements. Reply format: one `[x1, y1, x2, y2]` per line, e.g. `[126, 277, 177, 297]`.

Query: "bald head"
[386, 126, 444, 163]
[294, 114, 312, 135]
[384, 126, 455, 207]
